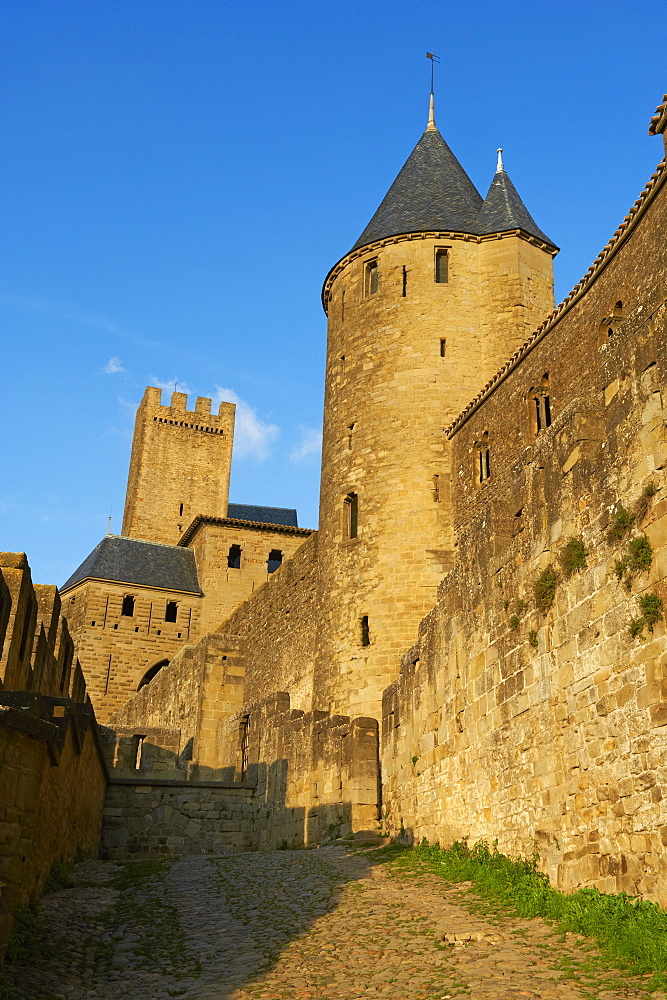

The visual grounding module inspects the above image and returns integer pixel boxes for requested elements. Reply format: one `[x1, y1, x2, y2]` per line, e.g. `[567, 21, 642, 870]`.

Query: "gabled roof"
[60, 535, 202, 595]
[226, 504, 298, 527]
[476, 168, 558, 250]
[351, 128, 484, 252]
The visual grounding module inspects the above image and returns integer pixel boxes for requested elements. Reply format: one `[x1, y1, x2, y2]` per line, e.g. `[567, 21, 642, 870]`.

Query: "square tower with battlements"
[122, 387, 236, 546]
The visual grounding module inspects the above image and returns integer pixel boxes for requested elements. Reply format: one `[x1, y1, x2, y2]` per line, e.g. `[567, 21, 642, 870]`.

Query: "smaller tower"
[121, 387, 235, 545]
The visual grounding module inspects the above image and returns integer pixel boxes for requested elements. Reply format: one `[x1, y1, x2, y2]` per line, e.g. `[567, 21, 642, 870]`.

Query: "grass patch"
[634, 482, 657, 523]
[374, 839, 667, 990]
[509, 615, 520, 631]
[607, 504, 635, 543]
[559, 537, 587, 578]
[4, 901, 43, 966]
[528, 630, 538, 648]
[629, 534, 653, 573]
[629, 593, 664, 640]
[534, 566, 559, 614]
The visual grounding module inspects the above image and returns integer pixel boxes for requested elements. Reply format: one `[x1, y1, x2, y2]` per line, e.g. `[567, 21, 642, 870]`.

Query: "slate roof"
[476, 168, 558, 250]
[352, 128, 484, 251]
[60, 535, 202, 595]
[350, 126, 554, 256]
[226, 504, 298, 527]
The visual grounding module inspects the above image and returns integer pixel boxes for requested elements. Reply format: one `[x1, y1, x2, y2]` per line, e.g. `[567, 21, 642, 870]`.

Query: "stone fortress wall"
[381, 154, 667, 903]
[0, 553, 108, 962]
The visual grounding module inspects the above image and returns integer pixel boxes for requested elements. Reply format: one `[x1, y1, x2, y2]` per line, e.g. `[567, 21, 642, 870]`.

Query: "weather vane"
[426, 47, 440, 95]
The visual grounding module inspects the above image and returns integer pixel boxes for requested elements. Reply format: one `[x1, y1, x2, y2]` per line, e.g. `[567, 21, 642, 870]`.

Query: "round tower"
[313, 104, 558, 719]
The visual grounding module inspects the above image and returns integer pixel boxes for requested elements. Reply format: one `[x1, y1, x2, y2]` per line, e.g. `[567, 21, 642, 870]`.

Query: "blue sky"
[1, 0, 665, 586]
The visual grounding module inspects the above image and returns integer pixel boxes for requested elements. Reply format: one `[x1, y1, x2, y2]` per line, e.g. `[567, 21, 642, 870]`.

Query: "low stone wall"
[220, 693, 380, 850]
[102, 780, 255, 858]
[0, 694, 108, 962]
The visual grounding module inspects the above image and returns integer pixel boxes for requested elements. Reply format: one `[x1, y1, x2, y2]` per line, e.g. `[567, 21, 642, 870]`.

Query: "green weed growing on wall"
[633, 481, 657, 523]
[628, 592, 664, 640]
[559, 537, 587, 578]
[534, 566, 559, 614]
[607, 505, 634, 543]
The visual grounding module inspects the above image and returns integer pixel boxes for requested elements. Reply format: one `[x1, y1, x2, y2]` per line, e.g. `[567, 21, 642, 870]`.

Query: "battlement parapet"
[141, 386, 235, 423]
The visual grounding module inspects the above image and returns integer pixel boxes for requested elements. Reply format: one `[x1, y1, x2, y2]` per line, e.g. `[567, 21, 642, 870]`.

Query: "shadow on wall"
[100, 693, 381, 858]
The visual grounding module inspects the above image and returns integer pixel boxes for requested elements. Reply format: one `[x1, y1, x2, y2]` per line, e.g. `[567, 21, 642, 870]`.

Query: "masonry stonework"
[122, 387, 236, 545]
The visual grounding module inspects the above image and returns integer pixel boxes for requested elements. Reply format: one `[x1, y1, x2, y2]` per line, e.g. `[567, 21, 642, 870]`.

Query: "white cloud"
[289, 425, 322, 464]
[149, 376, 192, 395]
[213, 385, 279, 461]
[102, 356, 126, 374]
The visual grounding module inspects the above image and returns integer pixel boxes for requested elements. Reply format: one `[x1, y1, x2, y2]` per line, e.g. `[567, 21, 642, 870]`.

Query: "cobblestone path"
[5, 847, 658, 1000]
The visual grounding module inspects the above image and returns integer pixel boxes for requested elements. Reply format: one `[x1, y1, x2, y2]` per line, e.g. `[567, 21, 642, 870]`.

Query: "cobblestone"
[5, 847, 660, 999]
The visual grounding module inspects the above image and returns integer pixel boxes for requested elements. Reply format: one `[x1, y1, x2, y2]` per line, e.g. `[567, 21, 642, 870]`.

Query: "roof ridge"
[446, 157, 667, 437]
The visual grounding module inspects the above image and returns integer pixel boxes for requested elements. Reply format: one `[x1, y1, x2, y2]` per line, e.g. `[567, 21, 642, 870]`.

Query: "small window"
[267, 549, 283, 574]
[365, 259, 378, 296]
[435, 249, 449, 283]
[432, 475, 441, 502]
[531, 375, 552, 435]
[402, 265, 407, 297]
[476, 434, 491, 483]
[344, 492, 358, 539]
[440, 338, 447, 358]
[179, 503, 184, 516]
[121, 595, 135, 617]
[240, 715, 250, 779]
[131, 734, 146, 770]
[228, 544, 241, 569]
[165, 601, 178, 623]
[360, 615, 370, 647]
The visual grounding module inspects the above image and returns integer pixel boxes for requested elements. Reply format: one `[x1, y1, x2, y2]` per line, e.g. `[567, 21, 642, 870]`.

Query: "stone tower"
[313, 104, 558, 718]
[122, 387, 236, 545]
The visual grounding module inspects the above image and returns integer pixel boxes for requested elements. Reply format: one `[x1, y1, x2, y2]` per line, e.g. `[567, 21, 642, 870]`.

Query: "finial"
[496, 148, 504, 172]
[427, 92, 437, 131]
[426, 48, 440, 131]
[106, 513, 112, 536]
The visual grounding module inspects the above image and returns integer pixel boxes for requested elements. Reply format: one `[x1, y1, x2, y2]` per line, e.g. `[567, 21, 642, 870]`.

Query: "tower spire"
[426, 48, 440, 131]
[496, 148, 504, 172]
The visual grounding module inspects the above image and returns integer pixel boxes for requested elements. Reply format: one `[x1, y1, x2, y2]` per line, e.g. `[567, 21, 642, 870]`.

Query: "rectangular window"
[440, 338, 446, 357]
[267, 549, 283, 573]
[121, 595, 135, 617]
[360, 615, 370, 647]
[165, 601, 178, 623]
[240, 715, 250, 779]
[344, 492, 358, 539]
[227, 544, 242, 569]
[435, 249, 449, 283]
[365, 259, 378, 296]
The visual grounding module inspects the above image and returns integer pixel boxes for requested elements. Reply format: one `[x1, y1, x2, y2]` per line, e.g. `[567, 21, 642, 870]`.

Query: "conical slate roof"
[476, 168, 557, 250]
[351, 128, 484, 251]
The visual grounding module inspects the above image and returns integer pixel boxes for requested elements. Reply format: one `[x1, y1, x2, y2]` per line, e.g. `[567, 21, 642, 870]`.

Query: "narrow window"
[179, 502, 184, 516]
[440, 338, 447, 358]
[432, 475, 440, 502]
[341, 289, 345, 322]
[267, 549, 283, 573]
[360, 615, 370, 647]
[165, 601, 178, 623]
[348, 422, 355, 450]
[365, 259, 378, 296]
[131, 734, 146, 770]
[121, 595, 135, 617]
[531, 375, 552, 435]
[402, 265, 407, 297]
[435, 249, 449, 283]
[476, 434, 491, 483]
[228, 544, 241, 569]
[344, 492, 358, 539]
[240, 715, 250, 779]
